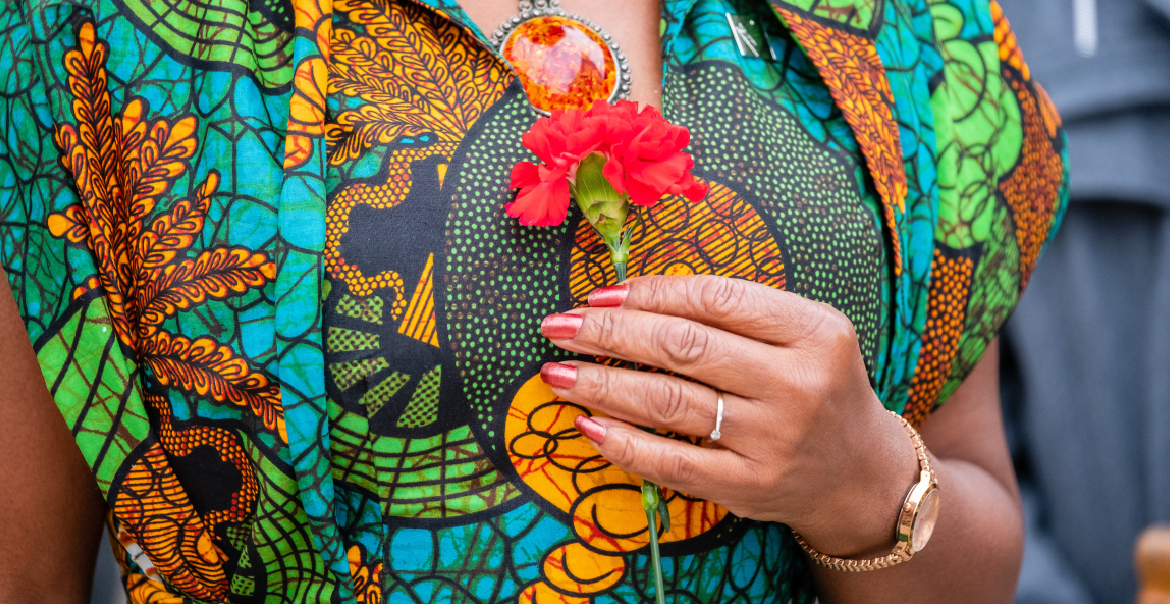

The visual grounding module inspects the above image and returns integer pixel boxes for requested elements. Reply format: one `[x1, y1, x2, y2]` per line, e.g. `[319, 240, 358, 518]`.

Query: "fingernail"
[575, 415, 606, 445]
[588, 283, 629, 307]
[540, 362, 577, 389]
[541, 313, 583, 339]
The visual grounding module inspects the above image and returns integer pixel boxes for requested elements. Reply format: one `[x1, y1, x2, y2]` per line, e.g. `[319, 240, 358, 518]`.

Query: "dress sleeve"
[0, 4, 74, 342]
[0, 5, 157, 496]
[904, 0, 1069, 423]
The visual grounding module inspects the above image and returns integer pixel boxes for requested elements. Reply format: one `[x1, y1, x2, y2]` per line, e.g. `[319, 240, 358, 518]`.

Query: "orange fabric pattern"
[112, 443, 230, 600]
[47, 22, 284, 438]
[992, 4, 1065, 288]
[347, 544, 383, 604]
[569, 181, 786, 302]
[505, 375, 729, 600]
[903, 248, 974, 427]
[773, 6, 909, 274]
[323, 0, 511, 305]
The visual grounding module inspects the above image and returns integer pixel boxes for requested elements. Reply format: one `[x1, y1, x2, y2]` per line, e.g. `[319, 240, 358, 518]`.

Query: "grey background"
[995, 0, 1170, 603]
[91, 533, 123, 604]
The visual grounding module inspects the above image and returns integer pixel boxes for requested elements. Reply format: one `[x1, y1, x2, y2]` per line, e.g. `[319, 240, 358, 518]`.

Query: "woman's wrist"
[790, 404, 922, 559]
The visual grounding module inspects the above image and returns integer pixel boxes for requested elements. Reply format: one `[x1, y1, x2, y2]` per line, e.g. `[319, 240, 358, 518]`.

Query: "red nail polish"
[541, 313, 583, 339]
[575, 414, 606, 444]
[588, 283, 629, 307]
[541, 362, 577, 389]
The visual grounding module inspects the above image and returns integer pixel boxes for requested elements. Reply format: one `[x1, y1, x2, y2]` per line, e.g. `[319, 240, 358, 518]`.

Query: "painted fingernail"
[541, 313, 583, 339]
[588, 283, 629, 307]
[540, 362, 577, 389]
[575, 415, 606, 445]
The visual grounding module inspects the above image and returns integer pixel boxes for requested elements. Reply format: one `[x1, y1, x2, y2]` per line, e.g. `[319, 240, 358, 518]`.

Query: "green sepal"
[642, 479, 659, 512]
[571, 152, 629, 251]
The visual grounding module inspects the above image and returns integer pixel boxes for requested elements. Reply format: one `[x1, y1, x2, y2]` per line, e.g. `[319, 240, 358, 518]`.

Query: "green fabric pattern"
[0, 0, 1067, 600]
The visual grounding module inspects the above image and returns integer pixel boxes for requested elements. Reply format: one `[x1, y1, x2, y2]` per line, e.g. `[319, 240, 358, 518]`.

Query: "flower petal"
[505, 166, 571, 226]
[668, 174, 709, 202]
[626, 176, 663, 207]
[624, 153, 691, 201]
[510, 161, 541, 189]
[601, 147, 627, 194]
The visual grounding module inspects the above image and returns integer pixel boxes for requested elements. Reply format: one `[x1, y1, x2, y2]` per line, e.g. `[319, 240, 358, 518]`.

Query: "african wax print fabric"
[0, 0, 1067, 601]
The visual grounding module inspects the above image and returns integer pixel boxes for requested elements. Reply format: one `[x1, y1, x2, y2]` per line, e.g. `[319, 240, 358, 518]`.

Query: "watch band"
[792, 410, 936, 572]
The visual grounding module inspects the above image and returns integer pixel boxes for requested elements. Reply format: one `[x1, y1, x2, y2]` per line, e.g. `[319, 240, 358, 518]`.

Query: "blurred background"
[85, 0, 1170, 603]
[91, 534, 121, 604]
[995, 0, 1170, 602]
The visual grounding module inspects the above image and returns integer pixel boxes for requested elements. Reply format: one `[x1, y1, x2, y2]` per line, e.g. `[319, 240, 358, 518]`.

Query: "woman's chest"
[320, 0, 888, 452]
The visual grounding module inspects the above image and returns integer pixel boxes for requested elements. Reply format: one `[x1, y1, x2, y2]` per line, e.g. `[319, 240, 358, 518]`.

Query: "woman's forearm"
[811, 340, 1023, 604]
[0, 269, 106, 604]
[811, 455, 1024, 604]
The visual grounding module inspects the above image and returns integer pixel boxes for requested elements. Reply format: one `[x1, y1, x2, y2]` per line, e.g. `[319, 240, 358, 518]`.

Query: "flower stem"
[575, 181, 665, 602]
[613, 258, 627, 283]
[642, 480, 668, 604]
[607, 222, 632, 284]
[610, 211, 665, 604]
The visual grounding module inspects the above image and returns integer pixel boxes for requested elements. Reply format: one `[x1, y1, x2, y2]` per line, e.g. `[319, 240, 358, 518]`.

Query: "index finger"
[587, 275, 831, 347]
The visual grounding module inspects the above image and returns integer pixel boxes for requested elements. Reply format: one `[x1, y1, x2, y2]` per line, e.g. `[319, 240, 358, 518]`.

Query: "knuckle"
[698, 276, 748, 317]
[651, 379, 690, 426]
[825, 309, 858, 343]
[584, 365, 614, 402]
[799, 304, 857, 346]
[640, 276, 672, 310]
[659, 321, 713, 367]
[663, 450, 700, 486]
[786, 357, 833, 406]
[791, 306, 829, 343]
[610, 432, 638, 467]
[592, 310, 623, 351]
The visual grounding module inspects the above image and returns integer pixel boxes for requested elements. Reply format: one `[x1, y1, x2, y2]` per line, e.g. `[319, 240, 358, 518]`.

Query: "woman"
[0, 0, 1067, 602]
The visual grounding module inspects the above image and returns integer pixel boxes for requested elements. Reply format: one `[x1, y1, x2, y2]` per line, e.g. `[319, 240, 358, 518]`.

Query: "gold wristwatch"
[792, 410, 940, 571]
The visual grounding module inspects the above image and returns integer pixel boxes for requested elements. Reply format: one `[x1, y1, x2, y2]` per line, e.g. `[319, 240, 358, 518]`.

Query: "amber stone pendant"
[491, 0, 631, 115]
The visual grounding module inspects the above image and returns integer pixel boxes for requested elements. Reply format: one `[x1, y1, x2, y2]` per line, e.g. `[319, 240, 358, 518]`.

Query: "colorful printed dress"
[0, 0, 1067, 601]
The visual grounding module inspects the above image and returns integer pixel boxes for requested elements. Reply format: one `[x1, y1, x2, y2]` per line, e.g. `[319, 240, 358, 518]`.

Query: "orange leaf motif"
[49, 22, 282, 439]
[324, 0, 511, 303]
[137, 172, 217, 272]
[141, 332, 285, 437]
[285, 57, 330, 169]
[138, 247, 274, 336]
[327, 0, 511, 163]
[773, 6, 908, 274]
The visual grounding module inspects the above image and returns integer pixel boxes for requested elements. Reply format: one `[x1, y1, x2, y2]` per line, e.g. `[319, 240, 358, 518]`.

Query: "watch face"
[911, 487, 940, 552]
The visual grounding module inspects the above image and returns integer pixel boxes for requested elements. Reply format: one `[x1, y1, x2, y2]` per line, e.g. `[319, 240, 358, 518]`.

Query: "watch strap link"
[792, 533, 911, 572]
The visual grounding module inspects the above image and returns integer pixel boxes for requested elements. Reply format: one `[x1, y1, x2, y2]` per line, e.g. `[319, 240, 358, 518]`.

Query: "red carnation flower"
[507, 99, 707, 227]
[507, 108, 605, 226]
[590, 100, 707, 207]
[507, 101, 704, 604]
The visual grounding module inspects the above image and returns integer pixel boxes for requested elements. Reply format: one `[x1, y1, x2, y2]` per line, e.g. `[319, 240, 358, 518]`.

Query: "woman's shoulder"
[767, 0, 1069, 418]
[904, 0, 1071, 418]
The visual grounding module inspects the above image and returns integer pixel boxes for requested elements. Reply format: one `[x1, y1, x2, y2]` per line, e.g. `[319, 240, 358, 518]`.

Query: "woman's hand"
[538, 274, 920, 558]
